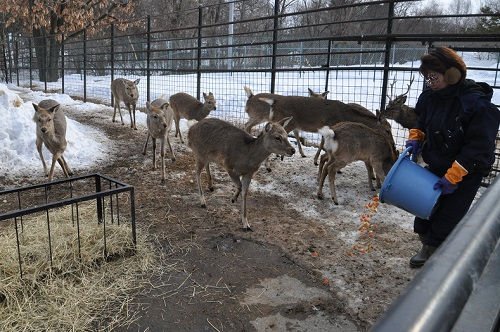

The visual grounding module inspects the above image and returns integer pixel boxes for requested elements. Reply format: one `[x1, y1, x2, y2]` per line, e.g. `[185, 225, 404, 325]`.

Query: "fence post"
[146, 15, 151, 103]
[61, 34, 65, 95]
[111, 24, 115, 106]
[1, 42, 8, 83]
[324, 40, 332, 93]
[196, 6, 203, 100]
[83, 29, 87, 102]
[270, 0, 279, 93]
[15, 39, 19, 86]
[380, 0, 395, 111]
[29, 38, 32, 88]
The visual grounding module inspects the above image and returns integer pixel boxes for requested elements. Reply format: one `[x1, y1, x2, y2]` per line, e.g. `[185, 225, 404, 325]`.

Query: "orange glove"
[408, 128, 425, 141]
[444, 161, 468, 185]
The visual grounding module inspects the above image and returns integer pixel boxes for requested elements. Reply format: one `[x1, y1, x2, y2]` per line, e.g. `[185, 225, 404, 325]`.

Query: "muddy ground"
[5, 105, 423, 331]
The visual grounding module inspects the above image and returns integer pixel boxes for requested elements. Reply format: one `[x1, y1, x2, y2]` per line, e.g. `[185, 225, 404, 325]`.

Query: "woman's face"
[424, 71, 448, 90]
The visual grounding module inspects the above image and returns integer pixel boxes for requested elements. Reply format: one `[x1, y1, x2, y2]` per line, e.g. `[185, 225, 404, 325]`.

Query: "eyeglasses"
[424, 72, 440, 86]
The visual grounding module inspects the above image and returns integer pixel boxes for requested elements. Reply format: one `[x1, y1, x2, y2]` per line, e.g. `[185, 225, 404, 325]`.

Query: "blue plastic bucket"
[379, 147, 442, 219]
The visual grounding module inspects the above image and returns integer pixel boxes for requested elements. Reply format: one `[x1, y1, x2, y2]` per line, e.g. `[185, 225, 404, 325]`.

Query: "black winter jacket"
[415, 79, 500, 177]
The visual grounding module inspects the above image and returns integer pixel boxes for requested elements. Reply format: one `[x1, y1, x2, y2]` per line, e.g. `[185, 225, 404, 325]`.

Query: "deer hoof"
[209, 187, 214, 192]
[161, 179, 166, 185]
[333, 199, 339, 205]
[242, 226, 253, 232]
[201, 203, 207, 208]
[317, 193, 324, 200]
[171, 157, 176, 162]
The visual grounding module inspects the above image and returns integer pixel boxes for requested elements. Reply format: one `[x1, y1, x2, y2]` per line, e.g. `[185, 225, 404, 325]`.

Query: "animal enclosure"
[2, 0, 500, 185]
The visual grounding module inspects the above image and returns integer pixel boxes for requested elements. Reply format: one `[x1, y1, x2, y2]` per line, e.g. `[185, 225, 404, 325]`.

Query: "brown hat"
[420, 47, 467, 85]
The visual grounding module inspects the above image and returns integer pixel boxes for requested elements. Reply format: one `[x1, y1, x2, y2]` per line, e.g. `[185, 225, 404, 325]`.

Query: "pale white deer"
[187, 117, 295, 231]
[169, 92, 217, 144]
[142, 98, 176, 183]
[32, 99, 73, 181]
[111, 78, 140, 130]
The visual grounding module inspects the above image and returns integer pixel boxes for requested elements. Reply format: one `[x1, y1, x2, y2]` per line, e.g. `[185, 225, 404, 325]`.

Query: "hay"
[0, 203, 161, 331]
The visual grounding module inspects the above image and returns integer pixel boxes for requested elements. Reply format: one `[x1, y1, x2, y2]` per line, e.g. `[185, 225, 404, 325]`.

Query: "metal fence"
[0, 174, 136, 278]
[1, 0, 500, 185]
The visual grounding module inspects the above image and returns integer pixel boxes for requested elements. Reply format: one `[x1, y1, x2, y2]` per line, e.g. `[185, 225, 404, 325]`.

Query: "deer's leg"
[174, 114, 184, 143]
[264, 156, 273, 172]
[365, 161, 375, 191]
[313, 137, 325, 166]
[165, 135, 176, 162]
[132, 104, 137, 130]
[48, 152, 62, 181]
[228, 171, 242, 203]
[56, 158, 69, 177]
[293, 129, 306, 158]
[59, 156, 73, 176]
[126, 104, 134, 129]
[328, 162, 343, 205]
[152, 138, 157, 169]
[317, 153, 329, 183]
[195, 160, 207, 208]
[36, 139, 48, 176]
[205, 164, 213, 191]
[317, 156, 331, 200]
[142, 133, 150, 155]
[114, 99, 125, 125]
[160, 138, 166, 184]
[240, 174, 253, 231]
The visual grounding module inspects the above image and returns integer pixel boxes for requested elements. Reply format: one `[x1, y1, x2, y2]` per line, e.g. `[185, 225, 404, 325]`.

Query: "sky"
[0, 51, 497, 183]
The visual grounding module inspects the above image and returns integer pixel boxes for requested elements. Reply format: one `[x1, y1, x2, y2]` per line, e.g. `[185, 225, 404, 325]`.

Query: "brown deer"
[142, 98, 176, 184]
[32, 99, 73, 181]
[169, 92, 217, 144]
[244, 86, 328, 158]
[111, 78, 140, 130]
[187, 117, 295, 231]
[379, 77, 418, 129]
[316, 123, 397, 204]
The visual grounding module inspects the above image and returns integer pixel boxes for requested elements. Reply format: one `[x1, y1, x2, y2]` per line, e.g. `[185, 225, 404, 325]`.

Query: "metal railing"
[0, 174, 136, 278]
[372, 176, 500, 331]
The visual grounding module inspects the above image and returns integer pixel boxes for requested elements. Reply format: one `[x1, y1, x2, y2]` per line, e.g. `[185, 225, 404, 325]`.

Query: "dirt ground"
[5, 106, 424, 331]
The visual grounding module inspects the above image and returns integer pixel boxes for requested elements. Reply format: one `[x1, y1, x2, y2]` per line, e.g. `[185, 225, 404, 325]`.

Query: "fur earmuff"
[444, 67, 462, 85]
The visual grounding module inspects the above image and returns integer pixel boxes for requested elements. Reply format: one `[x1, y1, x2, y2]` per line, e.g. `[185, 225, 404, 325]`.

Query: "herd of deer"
[31, 77, 417, 230]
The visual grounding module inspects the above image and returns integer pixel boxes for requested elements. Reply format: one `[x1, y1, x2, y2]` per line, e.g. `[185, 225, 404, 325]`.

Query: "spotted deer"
[111, 78, 140, 130]
[169, 92, 217, 144]
[142, 98, 176, 183]
[187, 117, 295, 231]
[32, 99, 73, 181]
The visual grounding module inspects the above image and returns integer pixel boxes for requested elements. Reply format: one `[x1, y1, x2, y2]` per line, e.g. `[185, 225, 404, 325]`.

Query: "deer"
[142, 98, 176, 184]
[316, 123, 397, 204]
[379, 77, 418, 129]
[258, 96, 396, 183]
[187, 117, 295, 231]
[244, 86, 328, 158]
[111, 78, 140, 130]
[32, 99, 73, 181]
[169, 92, 217, 144]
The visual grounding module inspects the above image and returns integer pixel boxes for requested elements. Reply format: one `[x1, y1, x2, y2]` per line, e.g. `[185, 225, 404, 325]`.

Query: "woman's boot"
[410, 244, 436, 268]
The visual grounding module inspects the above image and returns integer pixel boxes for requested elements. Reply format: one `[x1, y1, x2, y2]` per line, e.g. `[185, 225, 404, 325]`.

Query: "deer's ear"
[400, 95, 407, 103]
[264, 122, 272, 132]
[48, 105, 60, 113]
[33, 103, 40, 112]
[134, 78, 140, 85]
[279, 116, 293, 128]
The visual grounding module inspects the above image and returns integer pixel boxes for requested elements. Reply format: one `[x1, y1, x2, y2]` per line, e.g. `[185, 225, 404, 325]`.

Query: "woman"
[406, 46, 500, 268]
